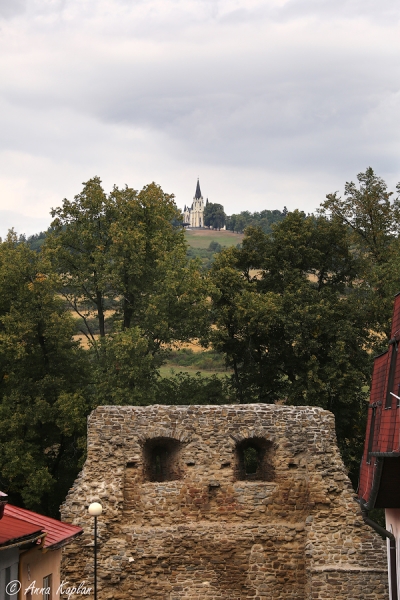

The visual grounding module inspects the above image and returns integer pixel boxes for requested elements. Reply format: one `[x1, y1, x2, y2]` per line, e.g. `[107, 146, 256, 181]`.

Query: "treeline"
[226, 208, 287, 233]
[1, 168, 400, 517]
[202, 205, 287, 234]
[21, 230, 48, 252]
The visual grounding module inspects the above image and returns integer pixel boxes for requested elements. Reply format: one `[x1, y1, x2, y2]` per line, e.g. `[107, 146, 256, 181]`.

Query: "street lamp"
[88, 502, 102, 600]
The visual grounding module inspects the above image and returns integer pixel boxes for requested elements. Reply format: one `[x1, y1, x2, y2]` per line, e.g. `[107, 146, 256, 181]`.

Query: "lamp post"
[88, 502, 102, 600]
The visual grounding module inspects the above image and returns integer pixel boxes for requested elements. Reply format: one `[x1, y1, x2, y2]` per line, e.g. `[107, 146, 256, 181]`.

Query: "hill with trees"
[226, 208, 287, 233]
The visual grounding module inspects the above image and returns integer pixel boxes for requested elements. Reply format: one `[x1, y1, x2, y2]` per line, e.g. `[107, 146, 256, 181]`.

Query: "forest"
[1, 167, 400, 517]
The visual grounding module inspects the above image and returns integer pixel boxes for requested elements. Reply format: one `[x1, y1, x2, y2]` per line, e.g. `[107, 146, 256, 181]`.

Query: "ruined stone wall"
[61, 405, 388, 600]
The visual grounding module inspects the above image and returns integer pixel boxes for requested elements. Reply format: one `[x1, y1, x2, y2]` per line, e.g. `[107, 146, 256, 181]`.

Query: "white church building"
[183, 179, 207, 228]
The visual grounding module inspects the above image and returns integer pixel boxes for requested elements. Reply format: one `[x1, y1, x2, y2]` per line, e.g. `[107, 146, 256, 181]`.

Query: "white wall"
[385, 508, 400, 600]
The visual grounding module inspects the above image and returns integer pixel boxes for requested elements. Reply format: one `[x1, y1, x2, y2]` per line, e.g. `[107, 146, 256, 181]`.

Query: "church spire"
[194, 179, 202, 199]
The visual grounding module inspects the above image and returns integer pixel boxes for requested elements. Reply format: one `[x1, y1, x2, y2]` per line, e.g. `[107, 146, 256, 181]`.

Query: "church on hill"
[183, 179, 207, 228]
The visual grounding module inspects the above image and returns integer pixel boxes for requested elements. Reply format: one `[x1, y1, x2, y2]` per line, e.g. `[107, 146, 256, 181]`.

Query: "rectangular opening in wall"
[235, 438, 275, 481]
[143, 437, 183, 482]
[124, 461, 140, 507]
[375, 457, 400, 508]
[43, 574, 52, 600]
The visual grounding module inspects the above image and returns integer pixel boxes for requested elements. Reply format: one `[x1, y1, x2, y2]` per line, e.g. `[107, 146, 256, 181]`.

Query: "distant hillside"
[185, 228, 243, 249]
[185, 229, 244, 270]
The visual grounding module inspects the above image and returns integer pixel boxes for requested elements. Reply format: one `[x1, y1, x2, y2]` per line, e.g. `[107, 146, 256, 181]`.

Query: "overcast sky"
[0, 0, 399, 237]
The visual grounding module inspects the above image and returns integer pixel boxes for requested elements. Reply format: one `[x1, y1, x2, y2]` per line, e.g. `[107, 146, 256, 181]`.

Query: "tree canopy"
[2, 167, 400, 513]
[321, 167, 400, 264]
[0, 232, 90, 514]
[226, 209, 285, 234]
[204, 202, 226, 230]
[208, 214, 379, 480]
[46, 179, 210, 348]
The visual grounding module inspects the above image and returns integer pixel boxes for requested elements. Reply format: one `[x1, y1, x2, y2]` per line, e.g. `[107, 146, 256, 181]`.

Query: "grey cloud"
[218, 0, 400, 25]
[0, 0, 26, 18]
[51, 46, 398, 174]
[0, 0, 399, 221]
[277, 0, 400, 23]
[1, 44, 399, 178]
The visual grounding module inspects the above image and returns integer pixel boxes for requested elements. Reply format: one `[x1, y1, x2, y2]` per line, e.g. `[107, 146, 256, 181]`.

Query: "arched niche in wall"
[235, 437, 275, 481]
[143, 437, 183, 482]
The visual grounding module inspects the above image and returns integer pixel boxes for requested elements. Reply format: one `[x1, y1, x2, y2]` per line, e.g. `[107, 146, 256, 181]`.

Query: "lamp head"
[88, 502, 103, 516]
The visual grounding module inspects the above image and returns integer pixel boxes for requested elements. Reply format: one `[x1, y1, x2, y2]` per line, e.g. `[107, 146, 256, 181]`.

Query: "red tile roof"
[358, 293, 400, 508]
[0, 514, 43, 546]
[4, 504, 82, 549]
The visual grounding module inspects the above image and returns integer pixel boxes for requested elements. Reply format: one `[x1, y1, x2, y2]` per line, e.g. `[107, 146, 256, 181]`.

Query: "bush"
[155, 372, 231, 405]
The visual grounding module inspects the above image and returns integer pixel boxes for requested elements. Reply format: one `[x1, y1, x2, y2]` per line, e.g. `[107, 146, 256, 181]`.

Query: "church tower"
[183, 179, 205, 228]
[191, 179, 204, 227]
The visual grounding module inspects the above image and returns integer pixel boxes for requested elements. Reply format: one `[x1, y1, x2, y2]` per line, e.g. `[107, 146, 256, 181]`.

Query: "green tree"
[0, 179, 213, 514]
[47, 180, 210, 350]
[225, 215, 235, 232]
[156, 371, 230, 405]
[234, 214, 246, 233]
[46, 177, 113, 341]
[108, 182, 209, 344]
[225, 210, 285, 234]
[321, 167, 400, 265]
[209, 215, 378, 482]
[204, 202, 226, 230]
[46, 179, 211, 401]
[0, 233, 90, 516]
[321, 167, 400, 338]
[93, 327, 160, 406]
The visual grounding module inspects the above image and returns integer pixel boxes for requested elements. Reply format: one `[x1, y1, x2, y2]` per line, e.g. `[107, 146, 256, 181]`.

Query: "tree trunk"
[96, 291, 105, 337]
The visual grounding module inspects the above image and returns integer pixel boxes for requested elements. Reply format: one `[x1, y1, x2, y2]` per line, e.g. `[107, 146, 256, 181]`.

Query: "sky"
[0, 0, 400, 238]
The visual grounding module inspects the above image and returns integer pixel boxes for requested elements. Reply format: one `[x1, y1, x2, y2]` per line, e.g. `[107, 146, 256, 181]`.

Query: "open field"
[160, 347, 232, 378]
[173, 339, 204, 352]
[185, 228, 244, 249]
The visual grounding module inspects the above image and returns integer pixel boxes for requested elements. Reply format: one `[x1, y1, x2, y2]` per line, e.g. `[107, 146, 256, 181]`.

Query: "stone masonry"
[61, 405, 388, 600]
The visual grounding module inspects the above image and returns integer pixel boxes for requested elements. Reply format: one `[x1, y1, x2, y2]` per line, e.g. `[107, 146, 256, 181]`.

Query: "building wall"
[189, 199, 203, 228]
[0, 548, 18, 599]
[61, 404, 389, 600]
[183, 198, 204, 227]
[19, 547, 61, 599]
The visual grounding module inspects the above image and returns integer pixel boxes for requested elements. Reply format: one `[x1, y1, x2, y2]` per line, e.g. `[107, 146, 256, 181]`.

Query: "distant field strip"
[185, 229, 243, 249]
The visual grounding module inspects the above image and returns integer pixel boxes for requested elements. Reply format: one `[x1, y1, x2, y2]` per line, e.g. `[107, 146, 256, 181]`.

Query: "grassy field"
[185, 228, 243, 249]
[159, 348, 232, 378]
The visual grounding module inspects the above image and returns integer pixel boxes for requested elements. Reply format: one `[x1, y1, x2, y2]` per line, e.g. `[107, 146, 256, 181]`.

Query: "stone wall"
[61, 405, 388, 599]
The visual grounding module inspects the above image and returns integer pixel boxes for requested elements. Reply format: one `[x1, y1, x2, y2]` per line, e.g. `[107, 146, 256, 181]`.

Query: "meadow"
[185, 228, 243, 249]
[160, 347, 231, 378]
